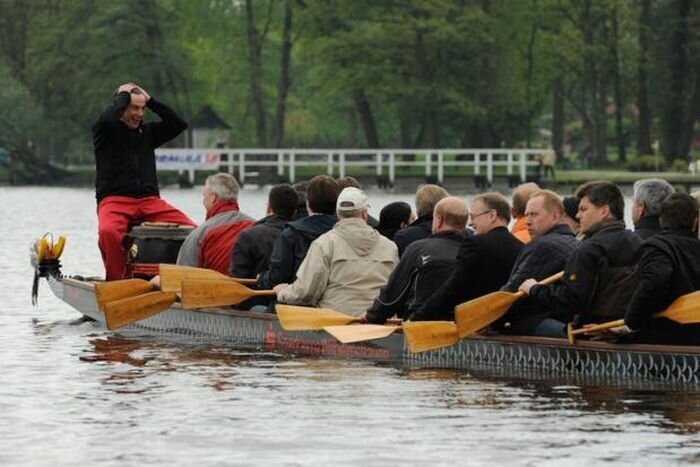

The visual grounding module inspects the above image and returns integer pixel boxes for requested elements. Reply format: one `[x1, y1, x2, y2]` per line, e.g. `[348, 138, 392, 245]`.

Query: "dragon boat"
[33, 256, 700, 386]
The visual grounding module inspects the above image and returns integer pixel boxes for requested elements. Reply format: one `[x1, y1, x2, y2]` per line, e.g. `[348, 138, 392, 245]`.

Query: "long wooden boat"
[37, 264, 700, 386]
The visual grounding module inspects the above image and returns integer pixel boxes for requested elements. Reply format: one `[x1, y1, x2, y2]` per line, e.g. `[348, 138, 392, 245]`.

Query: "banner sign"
[155, 150, 221, 170]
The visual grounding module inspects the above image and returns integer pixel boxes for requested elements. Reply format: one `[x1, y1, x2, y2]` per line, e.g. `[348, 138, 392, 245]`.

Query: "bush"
[670, 158, 689, 173]
[627, 155, 666, 172]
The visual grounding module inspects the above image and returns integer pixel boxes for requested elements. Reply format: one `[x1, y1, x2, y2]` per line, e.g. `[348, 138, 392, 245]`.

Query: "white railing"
[159, 148, 545, 185]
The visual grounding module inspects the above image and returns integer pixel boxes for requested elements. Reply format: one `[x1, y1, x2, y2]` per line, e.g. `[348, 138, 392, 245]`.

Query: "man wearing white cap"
[274, 187, 398, 316]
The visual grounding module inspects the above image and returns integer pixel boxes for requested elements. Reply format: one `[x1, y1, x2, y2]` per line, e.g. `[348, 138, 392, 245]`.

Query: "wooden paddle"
[455, 271, 564, 338]
[275, 304, 361, 330]
[94, 279, 155, 312]
[567, 290, 700, 344]
[180, 279, 275, 308]
[104, 291, 177, 330]
[159, 264, 257, 293]
[402, 321, 459, 353]
[323, 324, 401, 343]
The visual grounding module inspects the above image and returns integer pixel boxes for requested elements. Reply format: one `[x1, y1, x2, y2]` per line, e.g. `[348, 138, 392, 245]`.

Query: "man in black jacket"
[363, 196, 470, 324]
[631, 178, 674, 240]
[393, 184, 449, 256]
[499, 190, 578, 334]
[94, 82, 196, 280]
[257, 175, 339, 289]
[409, 192, 523, 321]
[619, 193, 700, 345]
[519, 181, 642, 337]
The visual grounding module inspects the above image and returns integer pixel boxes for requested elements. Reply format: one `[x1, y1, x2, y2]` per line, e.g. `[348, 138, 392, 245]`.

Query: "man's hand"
[273, 283, 288, 296]
[133, 84, 151, 101]
[117, 82, 137, 94]
[519, 279, 537, 295]
[355, 312, 369, 324]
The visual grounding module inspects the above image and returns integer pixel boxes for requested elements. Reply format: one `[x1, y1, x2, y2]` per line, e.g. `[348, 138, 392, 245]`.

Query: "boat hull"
[49, 275, 700, 385]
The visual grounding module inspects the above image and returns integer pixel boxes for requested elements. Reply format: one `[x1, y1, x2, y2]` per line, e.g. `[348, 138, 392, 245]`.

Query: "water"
[1, 186, 699, 466]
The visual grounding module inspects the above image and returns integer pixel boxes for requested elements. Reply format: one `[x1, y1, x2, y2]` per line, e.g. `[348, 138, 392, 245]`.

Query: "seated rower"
[362, 196, 470, 324]
[616, 193, 700, 345]
[499, 190, 578, 334]
[274, 188, 398, 316]
[176, 173, 254, 274]
[519, 181, 642, 337]
[408, 192, 523, 321]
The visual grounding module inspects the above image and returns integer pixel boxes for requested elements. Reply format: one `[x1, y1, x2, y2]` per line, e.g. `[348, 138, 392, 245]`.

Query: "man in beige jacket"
[274, 187, 398, 316]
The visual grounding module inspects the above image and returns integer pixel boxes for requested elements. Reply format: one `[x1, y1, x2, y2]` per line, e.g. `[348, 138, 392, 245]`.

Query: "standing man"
[177, 173, 253, 274]
[409, 192, 523, 321]
[93, 82, 196, 280]
[631, 178, 674, 240]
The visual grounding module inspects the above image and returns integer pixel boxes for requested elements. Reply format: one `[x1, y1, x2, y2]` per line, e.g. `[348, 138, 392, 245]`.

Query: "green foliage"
[627, 155, 665, 172]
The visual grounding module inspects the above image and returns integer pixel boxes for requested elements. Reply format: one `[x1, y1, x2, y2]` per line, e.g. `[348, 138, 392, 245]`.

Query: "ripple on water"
[2, 186, 700, 466]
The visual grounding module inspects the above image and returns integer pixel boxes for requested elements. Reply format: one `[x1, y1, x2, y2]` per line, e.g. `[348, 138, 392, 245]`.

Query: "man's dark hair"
[306, 175, 340, 215]
[575, 181, 624, 220]
[269, 184, 299, 221]
[336, 176, 362, 190]
[473, 192, 511, 223]
[659, 193, 699, 229]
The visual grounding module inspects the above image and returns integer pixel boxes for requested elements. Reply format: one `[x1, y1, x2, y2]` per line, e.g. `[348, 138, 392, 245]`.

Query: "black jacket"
[230, 214, 288, 279]
[500, 224, 579, 334]
[393, 214, 433, 257]
[633, 215, 662, 240]
[625, 229, 700, 345]
[529, 220, 642, 325]
[409, 226, 523, 321]
[93, 92, 187, 202]
[257, 213, 337, 288]
[366, 230, 467, 324]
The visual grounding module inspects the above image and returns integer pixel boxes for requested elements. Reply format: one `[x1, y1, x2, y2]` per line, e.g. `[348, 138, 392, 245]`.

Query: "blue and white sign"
[155, 150, 221, 170]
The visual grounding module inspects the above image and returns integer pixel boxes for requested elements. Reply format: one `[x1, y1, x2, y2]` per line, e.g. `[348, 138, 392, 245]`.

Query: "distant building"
[191, 105, 231, 148]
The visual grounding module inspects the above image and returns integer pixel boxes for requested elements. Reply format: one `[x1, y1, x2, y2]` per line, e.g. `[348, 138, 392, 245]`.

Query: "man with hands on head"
[93, 82, 196, 281]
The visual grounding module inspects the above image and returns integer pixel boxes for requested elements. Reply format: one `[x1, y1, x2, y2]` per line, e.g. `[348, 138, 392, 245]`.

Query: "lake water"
[1, 186, 699, 466]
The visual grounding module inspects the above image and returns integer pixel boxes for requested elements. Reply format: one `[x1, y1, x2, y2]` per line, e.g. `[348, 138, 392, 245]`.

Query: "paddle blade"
[403, 321, 459, 353]
[94, 279, 154, 312]
[658, 290, 700, 323]
[180, 279, 272, 308]
[324, 324, 400, 344]
[159, 264, 227, 293]
[455, 291, 521, 338]
[275, 305, 356, 330]
[104, 291, 177, 330]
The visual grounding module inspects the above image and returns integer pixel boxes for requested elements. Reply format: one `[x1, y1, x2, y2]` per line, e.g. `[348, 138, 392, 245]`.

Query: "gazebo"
[190, 105, 231, 148]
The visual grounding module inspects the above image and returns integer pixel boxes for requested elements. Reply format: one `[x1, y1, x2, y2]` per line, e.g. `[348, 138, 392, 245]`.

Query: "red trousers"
[97, 195, 197, 280]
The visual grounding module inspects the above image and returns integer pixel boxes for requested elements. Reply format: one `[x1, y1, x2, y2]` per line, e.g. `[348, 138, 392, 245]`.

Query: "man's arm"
[408, 238, 478, 321]
[230, 231, 257, 278]
[146, 95, 188, 148]
[624, 247, 673, 330]
[277, 242, 328, 306]
[366, 244, 420, 323]
[258, 229, 295, 288]
[176, 228, 203, 267]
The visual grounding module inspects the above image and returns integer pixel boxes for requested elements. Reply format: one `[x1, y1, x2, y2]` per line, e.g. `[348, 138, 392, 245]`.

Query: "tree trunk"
[271, 0, 293, 147]
[594, 7, 608, 164]
[636, 0, 653, 156]
[414, 29, 440, 147]
[552, 77, 565, 158]
[244, 0, 268, 147]
[581, 0, 600, 163]
[0, 0, 28, 81]
[352, 89, 380, 148]
[660, 0, 690, 161]
[679, 58, 700, 161]
[611, 7, 626, 162]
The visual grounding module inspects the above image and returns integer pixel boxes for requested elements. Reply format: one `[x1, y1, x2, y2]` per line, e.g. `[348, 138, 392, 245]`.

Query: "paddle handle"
[569, 319, 625, 337]
[252, 290, 276, 296]
[539, 271, 564, 285]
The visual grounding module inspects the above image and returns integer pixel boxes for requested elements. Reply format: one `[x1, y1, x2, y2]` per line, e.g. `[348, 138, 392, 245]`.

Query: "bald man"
[510, 182, 540, 244]
[363, 197, 471, 324]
